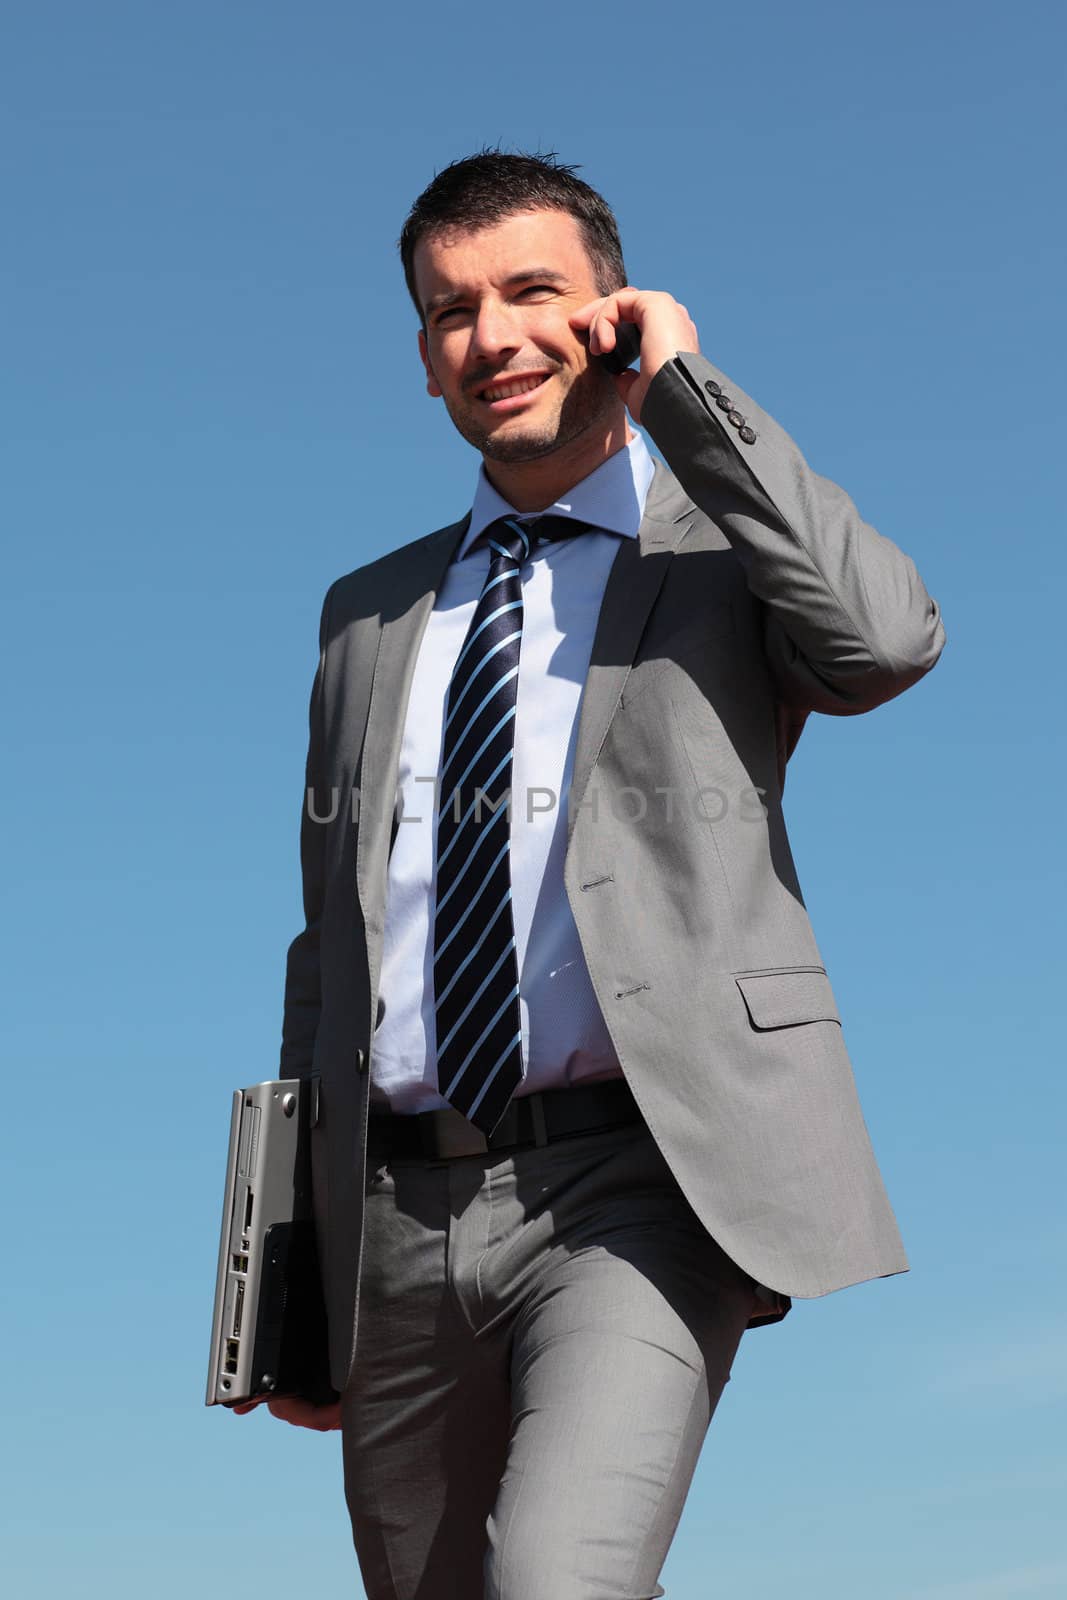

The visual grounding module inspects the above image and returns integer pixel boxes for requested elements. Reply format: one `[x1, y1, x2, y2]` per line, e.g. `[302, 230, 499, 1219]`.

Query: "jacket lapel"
[566, 459, 696, 842]
[354, 515, 468, 960]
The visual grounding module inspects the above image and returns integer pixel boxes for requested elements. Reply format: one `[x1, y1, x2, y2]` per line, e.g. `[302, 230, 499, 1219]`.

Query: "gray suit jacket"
[280, 351, 946, 1392]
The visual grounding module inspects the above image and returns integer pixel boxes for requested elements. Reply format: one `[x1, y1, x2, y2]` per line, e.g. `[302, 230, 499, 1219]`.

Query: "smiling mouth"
[478, 373, 552, 405]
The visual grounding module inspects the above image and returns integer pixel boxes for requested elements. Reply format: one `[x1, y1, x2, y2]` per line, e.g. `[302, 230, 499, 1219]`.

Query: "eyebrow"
[424, 269, 571, 319]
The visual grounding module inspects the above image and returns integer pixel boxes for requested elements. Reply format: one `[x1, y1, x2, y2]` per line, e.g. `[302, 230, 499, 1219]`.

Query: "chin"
[449, 401, 563, 462]
[479, 423, 563, 463]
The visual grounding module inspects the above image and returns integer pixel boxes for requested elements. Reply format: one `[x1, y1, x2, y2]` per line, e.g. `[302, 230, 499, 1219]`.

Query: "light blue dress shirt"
[370, 429, 657, 1112]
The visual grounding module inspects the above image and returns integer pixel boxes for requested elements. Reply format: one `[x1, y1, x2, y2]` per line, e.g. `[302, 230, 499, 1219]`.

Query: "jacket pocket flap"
[735, 968, 841, 1029]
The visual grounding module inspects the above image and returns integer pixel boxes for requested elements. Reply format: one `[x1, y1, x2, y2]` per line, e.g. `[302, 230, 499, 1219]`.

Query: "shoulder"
[319, 512, 471, 626]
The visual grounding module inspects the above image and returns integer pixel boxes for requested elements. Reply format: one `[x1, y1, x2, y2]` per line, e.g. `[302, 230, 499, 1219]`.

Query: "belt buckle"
[424, 1107, 490, 1159]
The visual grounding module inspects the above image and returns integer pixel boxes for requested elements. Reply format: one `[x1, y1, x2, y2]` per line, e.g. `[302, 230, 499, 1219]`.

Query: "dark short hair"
[398, 147, 627, 329]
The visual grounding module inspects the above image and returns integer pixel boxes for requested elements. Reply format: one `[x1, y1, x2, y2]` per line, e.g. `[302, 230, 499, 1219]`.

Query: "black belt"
[366, 1077, 643, 1161]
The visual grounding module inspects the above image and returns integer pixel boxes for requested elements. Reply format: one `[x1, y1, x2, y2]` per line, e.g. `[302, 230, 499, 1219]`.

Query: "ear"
[417, 328, 443, 399]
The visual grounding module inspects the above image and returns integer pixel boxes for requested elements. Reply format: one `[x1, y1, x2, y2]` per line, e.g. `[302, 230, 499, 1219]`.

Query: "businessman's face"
[414, 209, 621, 464]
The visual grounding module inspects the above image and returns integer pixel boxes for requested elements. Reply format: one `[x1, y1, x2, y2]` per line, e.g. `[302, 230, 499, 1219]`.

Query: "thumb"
[615, 367, 642, 422]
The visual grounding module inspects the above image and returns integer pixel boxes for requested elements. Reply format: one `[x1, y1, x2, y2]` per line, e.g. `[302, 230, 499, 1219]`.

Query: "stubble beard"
[444, 364, 619, 463]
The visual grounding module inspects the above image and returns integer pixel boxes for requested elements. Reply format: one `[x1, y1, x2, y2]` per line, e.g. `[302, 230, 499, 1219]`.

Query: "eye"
[433, 285, 557, 328]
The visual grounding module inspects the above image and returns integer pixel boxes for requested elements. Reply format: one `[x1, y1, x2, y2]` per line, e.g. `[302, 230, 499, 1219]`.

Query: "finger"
[567, 297, 607, 330]
[267, 1395, 343, 1430]
[266, 1397, 308, 1424]
[593, 314, 617, 353]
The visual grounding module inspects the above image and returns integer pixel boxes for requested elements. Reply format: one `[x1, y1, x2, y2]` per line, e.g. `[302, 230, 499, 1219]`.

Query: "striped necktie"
[432, 512, 590, 1135]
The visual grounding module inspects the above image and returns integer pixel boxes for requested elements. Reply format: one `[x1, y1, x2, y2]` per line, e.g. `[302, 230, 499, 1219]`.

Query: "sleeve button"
[715, 393, 733, 411]
[738, 425, 757, 444]
[727, 410, 745, 428]
[704, 378, 722, 396]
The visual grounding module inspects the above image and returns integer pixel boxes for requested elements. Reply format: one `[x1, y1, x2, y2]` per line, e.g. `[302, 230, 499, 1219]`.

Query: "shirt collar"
[458, 429, 657, 560]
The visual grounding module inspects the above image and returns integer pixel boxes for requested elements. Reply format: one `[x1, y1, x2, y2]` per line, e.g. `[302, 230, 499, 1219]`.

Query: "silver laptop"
[205, 1077, 334, 1408]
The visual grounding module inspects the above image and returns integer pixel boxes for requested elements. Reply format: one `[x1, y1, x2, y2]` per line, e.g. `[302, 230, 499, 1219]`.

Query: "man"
[241, 150, 945, 1598]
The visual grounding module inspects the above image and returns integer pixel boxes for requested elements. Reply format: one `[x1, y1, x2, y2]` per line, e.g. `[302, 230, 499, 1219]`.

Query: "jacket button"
[715, 393, 733, 411]
[704, 378, 722, 396]
[356, 1047, 367, 1073]
[739, 425, 757, 444]
[727, 410, 745, 428]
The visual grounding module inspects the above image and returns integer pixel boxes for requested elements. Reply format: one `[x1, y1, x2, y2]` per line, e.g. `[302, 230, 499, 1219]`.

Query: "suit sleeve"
[279, 582, 334, 1080]
[640, 350, 946, 714]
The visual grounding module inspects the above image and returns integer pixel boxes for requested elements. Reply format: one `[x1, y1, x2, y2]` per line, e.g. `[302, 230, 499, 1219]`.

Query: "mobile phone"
[597, 320, 641, 375]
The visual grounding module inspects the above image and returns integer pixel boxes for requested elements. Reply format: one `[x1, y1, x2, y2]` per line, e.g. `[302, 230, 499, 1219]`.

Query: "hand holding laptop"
[233, 1394, 342, 1430]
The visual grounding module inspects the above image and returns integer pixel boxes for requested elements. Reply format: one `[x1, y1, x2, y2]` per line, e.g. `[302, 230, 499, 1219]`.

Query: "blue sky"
[3, 1, 1065, 1595]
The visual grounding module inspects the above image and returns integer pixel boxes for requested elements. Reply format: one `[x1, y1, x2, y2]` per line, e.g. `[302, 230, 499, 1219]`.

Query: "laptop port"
[243, 1188, 254, 1230]
[224, 1340, 239, 1375]
[232, 1280, 245, 1338]
[232, 1253, 249, 1274]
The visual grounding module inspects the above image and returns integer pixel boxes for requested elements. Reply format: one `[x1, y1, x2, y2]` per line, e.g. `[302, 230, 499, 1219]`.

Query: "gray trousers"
[341, 1117, 762, 1600]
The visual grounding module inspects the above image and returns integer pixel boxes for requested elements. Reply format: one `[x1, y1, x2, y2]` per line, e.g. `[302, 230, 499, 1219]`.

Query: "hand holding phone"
[571, 288, 699, 425]
[596, 320, 641, 375]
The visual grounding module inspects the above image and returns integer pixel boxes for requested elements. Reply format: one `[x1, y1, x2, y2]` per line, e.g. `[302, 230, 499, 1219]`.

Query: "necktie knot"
[479, 513, 590, 567]
[485, 518, 530, 567]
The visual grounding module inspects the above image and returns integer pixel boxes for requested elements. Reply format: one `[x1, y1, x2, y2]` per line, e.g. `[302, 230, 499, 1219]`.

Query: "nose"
[469, 300, 522, 364]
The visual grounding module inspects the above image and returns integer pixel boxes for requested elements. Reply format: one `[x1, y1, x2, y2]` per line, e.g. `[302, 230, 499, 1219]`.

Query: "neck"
[482, 412, 636, 513]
